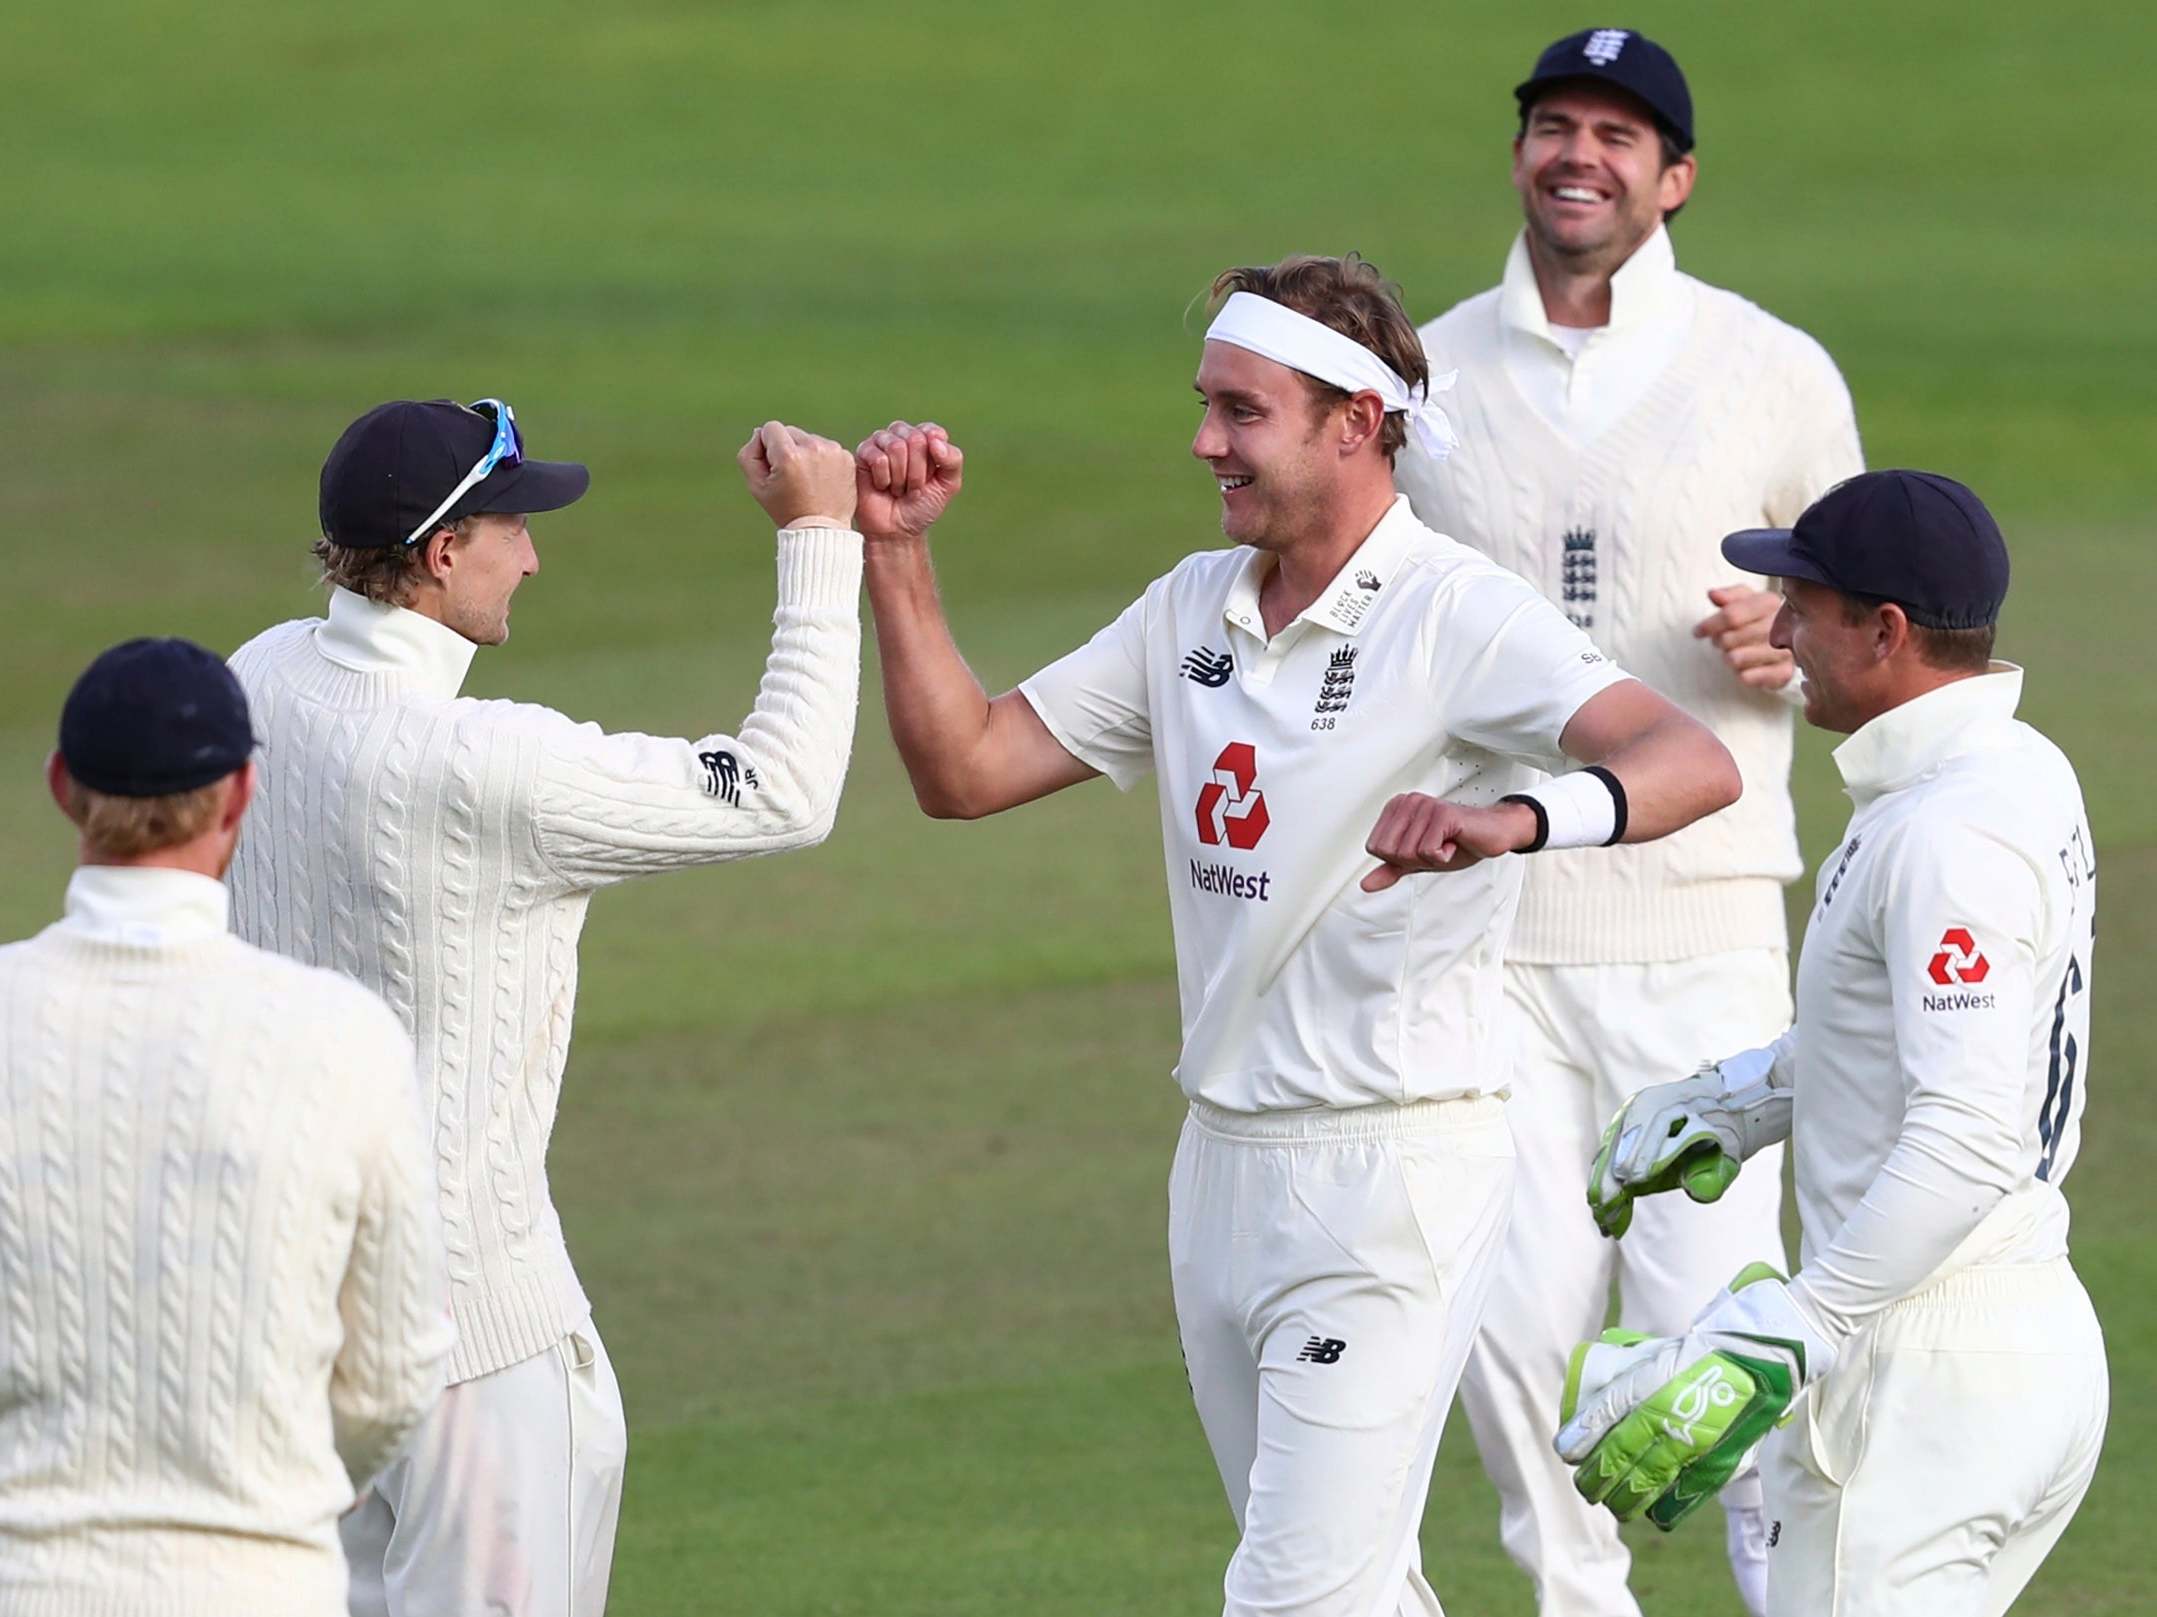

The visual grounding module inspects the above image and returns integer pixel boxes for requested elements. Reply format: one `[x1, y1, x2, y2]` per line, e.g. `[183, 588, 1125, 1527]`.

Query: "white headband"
[1204, 291, 1458, 463]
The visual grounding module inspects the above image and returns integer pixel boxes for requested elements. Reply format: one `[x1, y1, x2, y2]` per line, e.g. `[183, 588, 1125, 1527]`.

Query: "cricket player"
[1392, 29, 1864, 1615]
[1557, 469, 2107, 1616]
[853, 253, 1741, 1616]
[227, 400, 867, 1615]
[0, 639, 450, 1616]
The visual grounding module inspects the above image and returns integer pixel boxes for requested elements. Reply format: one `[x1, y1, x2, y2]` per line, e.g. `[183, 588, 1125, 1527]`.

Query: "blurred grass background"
[3, 1, 2150, 1610]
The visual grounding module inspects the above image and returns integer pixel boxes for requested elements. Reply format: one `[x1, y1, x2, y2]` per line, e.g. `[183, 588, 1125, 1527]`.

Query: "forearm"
[865, 537, 1002, 818]
[1580, 710, 1742, 843]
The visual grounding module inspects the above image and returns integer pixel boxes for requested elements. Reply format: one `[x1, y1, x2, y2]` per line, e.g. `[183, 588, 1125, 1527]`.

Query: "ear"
[219, 761, 256, 835]
[45, 751, 72, 817]
[1659, 152, 1697, 214]
[419, 527, 460, 584]
[1339, 391, 1388, 458]
[1873, 601, 1914, 663]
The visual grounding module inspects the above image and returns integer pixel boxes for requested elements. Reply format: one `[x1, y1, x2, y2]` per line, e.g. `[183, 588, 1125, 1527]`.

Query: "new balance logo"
[699, 750, 758, 806]
[1296, 1337, 1346, 1364]
[1767, 1520, 1782, 1548]
[1181, 646, 1234, 687]
[1584, 28, 1630, 65]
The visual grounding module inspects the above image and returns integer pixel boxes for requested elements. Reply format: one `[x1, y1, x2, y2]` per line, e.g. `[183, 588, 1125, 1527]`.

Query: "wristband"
[1501, 766, 1628, 852]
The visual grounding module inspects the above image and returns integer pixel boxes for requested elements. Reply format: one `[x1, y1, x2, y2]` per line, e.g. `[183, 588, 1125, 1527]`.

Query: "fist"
[1361, 794, 1538, 891]
[737, 422, 857, 529]
[855, 420, 965, 542]
[1693, 585, 1794, 691]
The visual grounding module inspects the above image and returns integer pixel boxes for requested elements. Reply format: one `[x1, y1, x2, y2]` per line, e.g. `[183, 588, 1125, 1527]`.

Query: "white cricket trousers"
[1763, 1259, 2107, 1617]
[1169, 1093, 1515, 1617]
[344, 1321, 628, 1617]
[1462, 952, 1793, 1617]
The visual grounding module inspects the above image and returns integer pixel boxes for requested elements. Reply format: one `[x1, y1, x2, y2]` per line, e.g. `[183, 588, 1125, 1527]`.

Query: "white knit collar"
[315, 586, 479, 697]
[1832, 664, 2025, 805]
[1499, 223, 1681, 344]
[60, 865, 229, 947]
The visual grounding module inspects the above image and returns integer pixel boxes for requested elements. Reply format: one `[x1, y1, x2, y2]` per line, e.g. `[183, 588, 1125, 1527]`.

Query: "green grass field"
[5, 2, 2152, 1610]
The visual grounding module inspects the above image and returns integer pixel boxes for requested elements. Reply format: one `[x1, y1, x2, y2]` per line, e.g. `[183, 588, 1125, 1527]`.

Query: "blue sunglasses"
[405, 398, 524, 546]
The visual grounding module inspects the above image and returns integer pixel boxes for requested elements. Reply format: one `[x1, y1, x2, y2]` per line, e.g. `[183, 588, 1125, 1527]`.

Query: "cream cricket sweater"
[1398, 232, 1863, 962]
[227, 528, 863, 1383]
[0, 867, 450, 1617]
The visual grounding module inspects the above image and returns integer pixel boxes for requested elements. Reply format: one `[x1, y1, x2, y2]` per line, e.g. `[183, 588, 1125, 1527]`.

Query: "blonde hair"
[61, 777, 227, 859]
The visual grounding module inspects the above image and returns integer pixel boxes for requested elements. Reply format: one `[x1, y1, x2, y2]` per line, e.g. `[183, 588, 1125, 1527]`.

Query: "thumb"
[758, 420, 794, 468]
[1359, 861, 1402, 893]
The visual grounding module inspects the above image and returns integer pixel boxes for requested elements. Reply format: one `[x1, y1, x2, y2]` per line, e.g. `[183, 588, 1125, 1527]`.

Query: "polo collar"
[315, 586, 479, 697]
[1222, 495, 1420, 641]
[1832, 664, 2025, 805]
[1499, 223, 1682, 345]
[60, 865, 229, 948]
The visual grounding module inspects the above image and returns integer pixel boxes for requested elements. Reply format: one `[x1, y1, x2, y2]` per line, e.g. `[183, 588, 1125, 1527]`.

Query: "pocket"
[1797, 1325, 1876, 1487]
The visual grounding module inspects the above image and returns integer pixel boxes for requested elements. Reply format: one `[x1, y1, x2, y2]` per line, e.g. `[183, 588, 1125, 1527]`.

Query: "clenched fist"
[1693, 584, 1795, 691]
[855, 420, 964, 542]
[1361, 794, 1540, 891]
[737, 422, 857, 530]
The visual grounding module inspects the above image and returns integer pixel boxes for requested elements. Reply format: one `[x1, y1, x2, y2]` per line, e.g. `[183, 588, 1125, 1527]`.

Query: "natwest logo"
[1927, 928, 1990, 986]
[1195, 742, 1270, 850]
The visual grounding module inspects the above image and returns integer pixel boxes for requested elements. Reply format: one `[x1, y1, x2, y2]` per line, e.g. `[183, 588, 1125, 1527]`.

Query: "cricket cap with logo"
[59, 637, 259, 797]
[1722, 470, 2011, 630]
[319, 397, 590, 551]
[1515, 28, 1694, 153]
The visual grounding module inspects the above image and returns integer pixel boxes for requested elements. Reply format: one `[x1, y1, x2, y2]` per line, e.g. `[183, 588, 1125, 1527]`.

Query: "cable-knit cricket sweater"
[1397, 232, 1863, 963]
[0, 866, 450, 1617]
[227, 527, 864, 1383]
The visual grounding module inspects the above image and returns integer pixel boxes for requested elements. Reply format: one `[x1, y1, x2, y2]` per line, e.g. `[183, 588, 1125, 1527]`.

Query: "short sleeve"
[1018, 588, 1156, 791]
[1429, 571, 1630, 772]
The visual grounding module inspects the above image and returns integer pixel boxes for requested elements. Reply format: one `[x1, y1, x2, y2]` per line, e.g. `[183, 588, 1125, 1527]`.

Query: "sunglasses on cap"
[404, 398, 523, 546]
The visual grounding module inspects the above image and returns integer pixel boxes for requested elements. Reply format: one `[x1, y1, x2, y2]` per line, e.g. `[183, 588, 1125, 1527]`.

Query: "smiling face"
[1772, 576, 1887, 732]
[1190, 341, 1353, 551]
[1512, 82, 1694, 278]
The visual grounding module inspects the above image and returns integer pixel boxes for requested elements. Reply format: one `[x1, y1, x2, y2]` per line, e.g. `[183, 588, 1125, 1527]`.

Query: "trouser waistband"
[1186, 1093, 1505, 1144]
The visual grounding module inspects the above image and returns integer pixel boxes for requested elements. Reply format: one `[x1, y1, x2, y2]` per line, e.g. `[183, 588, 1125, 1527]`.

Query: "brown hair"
[1206, 254, 1430, 463]
[312, 516, 477, 606]
[1839, 592, 1997, 673]
[60, 777, 226, 859]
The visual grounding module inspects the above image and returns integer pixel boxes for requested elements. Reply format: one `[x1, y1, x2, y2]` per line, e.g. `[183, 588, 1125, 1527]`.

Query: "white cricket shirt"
[1772, 667, 2096, 1342]
[1020, 496, 1628, 1112]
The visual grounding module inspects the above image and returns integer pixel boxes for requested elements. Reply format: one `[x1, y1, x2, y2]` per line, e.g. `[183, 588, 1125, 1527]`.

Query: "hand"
[1555, 1266, 1833, 1530]
[1360, 796, 1538, 892]
[1693, 585, 1794, 691]
[855, 420, 965, 541]
[1585, 1047, 1789, 1239]
[737, 422, 857, 529]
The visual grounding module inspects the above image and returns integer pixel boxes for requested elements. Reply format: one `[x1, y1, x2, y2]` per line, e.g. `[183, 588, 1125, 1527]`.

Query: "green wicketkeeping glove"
[1585, 1048, 1790, 1240]
[1553, 1264, 1836, 1531]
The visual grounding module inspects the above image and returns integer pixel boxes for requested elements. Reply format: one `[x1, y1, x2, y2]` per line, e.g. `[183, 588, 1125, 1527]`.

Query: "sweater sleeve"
[529, 527, 864, 888]
[1788, 822, 2043, 1343]
[331, 1006, 453, 1492]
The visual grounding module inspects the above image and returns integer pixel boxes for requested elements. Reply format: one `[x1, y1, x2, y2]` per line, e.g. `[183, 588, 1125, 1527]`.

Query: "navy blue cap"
[59, 638, 258, 797]
[1723, 471, 2010, 631]
[320, 399, 589, 551]
[1516, 28, 1694, 152]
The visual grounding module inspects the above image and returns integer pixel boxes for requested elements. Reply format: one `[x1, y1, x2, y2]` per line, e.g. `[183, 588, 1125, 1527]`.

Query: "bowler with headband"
[850, 251, 1746, 1616]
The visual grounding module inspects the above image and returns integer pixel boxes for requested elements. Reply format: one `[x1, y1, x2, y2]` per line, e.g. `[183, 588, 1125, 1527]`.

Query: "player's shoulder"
[228, 615, 321, 682]
[1686, 277, 1847, 387]
[1415, 286, 1503, 357]
[233, 938, 406, 1033]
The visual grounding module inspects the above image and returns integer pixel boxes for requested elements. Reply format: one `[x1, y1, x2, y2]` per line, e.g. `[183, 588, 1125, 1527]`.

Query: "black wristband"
[1499, 792, 1550, 854]
[1584, 766, 1629, 846]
